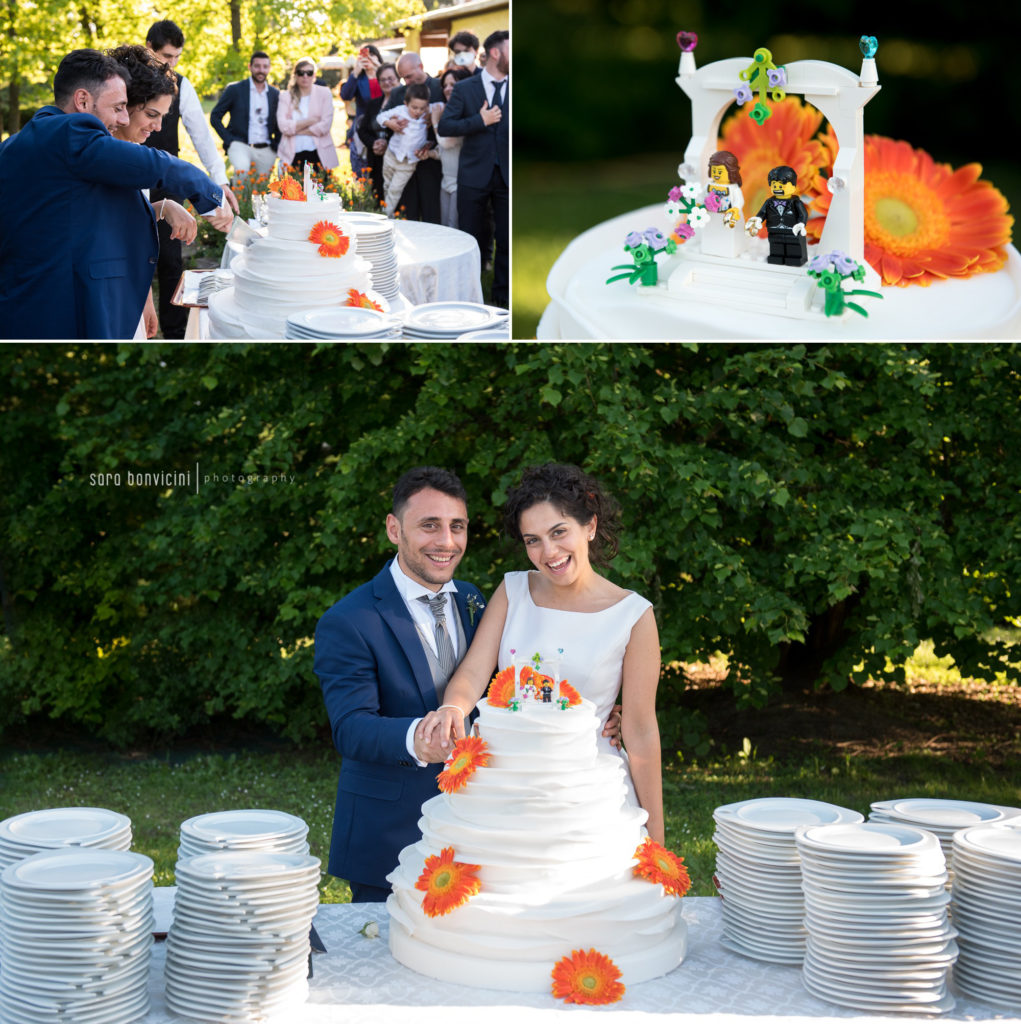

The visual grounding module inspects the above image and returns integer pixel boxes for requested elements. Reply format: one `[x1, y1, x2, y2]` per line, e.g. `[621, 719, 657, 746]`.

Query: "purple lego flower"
[807, 254, 831, 273]
[668, 186, 682, 203]
[675, 223, 695, 240]
[625, 230, 642, 248]
[643, 227, 667, 247]
[703, 193, 721, 213]
[767, 67, 787, 88]
[734, 84, 753, 105]
[831, 251, 859, 275]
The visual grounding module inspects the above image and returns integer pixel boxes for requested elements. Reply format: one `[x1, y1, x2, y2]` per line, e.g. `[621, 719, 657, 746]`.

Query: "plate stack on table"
[164, 850, 321, 1022]
[177, 809, 309, 860]
[868, 799, 1012, 880]
[950, 820, 1021, 1010]
[284, 307, 402, 340]
[0, 807, 132, 872]
[402, 301, 509, 339]
[0, 848, 154, 1024]
[712, 797, 863, 964]
[795, 821, 958, 1015]
[343, 212, 400, 305]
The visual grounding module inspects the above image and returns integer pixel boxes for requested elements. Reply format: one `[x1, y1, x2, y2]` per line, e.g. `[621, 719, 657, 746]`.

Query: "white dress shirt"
[178, 74, 229, 185]
[248, 79, 271, 145]
[388, 558, 460, 764]
[479, 67, 508, 107]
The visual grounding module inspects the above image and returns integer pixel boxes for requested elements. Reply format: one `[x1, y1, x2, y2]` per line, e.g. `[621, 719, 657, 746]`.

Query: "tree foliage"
[1, 343, 1018, 746]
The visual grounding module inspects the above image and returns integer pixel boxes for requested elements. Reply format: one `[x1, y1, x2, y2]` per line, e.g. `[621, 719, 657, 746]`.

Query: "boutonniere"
[466, 593, 485, 627]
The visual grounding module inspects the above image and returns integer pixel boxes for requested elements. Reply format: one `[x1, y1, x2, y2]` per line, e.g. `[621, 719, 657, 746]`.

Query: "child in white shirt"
[377, 83, 434, 219]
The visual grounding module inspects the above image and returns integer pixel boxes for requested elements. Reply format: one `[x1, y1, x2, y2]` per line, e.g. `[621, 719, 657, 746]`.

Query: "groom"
[314, 467, 485, 903]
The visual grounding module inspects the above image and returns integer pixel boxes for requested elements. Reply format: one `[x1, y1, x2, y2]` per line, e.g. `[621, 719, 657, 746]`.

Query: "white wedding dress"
[497, 569, 652, 798]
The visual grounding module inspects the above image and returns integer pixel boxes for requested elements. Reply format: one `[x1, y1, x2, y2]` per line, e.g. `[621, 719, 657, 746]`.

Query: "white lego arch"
[676, 52, 880, 279]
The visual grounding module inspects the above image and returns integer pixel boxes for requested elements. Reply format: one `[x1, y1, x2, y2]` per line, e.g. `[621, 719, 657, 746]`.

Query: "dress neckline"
[522, 571, 636, 615]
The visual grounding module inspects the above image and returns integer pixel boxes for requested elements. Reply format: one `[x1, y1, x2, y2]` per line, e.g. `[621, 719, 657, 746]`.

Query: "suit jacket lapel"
[373, 564, 437, 709]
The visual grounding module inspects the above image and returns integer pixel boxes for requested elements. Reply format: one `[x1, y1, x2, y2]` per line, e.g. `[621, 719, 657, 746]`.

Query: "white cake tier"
[266, 194, 343, 241]
[540, 204, 1021, 340]
[386, 699, 688, 993]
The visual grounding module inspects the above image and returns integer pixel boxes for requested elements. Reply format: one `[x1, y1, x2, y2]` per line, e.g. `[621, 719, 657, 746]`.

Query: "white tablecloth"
[393, 220, 482, 305]
[137, 893, 1016, 1023]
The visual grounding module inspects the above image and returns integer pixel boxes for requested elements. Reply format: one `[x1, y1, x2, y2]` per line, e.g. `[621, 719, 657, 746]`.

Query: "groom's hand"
[413, 733, 450, 764]
[602, 704, 623, 749]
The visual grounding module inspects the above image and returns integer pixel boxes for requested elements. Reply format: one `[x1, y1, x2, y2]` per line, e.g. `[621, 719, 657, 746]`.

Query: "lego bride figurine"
[700, 150, 747, 259]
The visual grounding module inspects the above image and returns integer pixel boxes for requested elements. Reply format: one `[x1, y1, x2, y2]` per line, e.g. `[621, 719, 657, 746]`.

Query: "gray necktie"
[420, 594, 457, 681]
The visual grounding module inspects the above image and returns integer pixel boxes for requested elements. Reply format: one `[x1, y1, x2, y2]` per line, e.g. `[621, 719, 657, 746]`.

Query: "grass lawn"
[2, 651, 1017, 903]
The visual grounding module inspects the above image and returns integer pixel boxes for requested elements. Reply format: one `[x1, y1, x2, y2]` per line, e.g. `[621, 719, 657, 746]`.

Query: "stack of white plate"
[344, 212, 400, 302]
[795, 821, 957, 1014]
[869, 798, 1012, 877]
[0, 848, 154, 1024]
[950, 820, 1021, 1009]
[712, 797, 863, 964]
[402, 301, 509, 339]
[0, 808, 132, 871]
[284, 305, 401, 339]
[177, 809, 309, 861]
[164, 850, 321, 1022]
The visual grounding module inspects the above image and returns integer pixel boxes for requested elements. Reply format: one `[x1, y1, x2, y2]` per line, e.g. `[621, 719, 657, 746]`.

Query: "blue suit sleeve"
[315, 606, 417, 767]
[340, 73, 370, 102]
[64, 116, 223, 212]
[437, 81, 485, 138]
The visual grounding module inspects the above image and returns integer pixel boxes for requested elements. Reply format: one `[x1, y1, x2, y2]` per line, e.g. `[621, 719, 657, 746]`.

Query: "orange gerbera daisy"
[308, 220, 350, 257]
[437, 735, 490, 794]
[486, 666, 515, 707]
[633, 838, 692, 897]
[269, 177, 307, 201]
[558, 680, 582, 706]
[811, 135, 1013, 287]
[345, 288, 383, 310]
[551, 949, 625, 1005]
[415, 847, 481, 916]
[717, 96, 832, 229]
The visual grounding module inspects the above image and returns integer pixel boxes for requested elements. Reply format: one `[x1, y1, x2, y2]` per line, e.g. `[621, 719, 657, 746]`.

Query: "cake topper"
[605, 228, 677, 286]
[735, 47, 787, 125]
[744, 165, 809, 266]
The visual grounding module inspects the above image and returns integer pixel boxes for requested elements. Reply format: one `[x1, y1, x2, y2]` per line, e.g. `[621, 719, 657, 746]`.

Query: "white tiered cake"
[209, 194, 374, 339]
[386, 697, 688, 994]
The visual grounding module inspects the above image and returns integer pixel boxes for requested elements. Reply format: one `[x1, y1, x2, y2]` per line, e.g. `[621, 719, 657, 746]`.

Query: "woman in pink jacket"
[276, 58, 339, 173]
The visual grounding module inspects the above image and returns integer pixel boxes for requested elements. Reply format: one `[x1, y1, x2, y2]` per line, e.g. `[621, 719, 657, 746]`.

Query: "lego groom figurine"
[747, 164, 808, 266]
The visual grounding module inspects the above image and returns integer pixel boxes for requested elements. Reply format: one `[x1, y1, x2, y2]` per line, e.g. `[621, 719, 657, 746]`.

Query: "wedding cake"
[209, 193, 375, 339]
[386, 694, 688, 995]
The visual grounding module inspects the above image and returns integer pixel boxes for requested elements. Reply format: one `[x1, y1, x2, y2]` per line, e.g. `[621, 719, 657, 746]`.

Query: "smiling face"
[770, 177, 798, 199]
[250, 56, 270, 84]
[518, 501, 595, 586]
[378, 67, 399, 94]
[115, 93, 173, 144]
[80, 76, 129, 133]
[386, 487, 468, 590]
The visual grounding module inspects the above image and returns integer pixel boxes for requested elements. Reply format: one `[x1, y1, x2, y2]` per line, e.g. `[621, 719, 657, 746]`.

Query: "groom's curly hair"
[503, 463, 621, 568]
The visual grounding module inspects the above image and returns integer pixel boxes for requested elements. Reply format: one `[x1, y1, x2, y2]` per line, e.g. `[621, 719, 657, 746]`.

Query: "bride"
[419, 462, 664, 844]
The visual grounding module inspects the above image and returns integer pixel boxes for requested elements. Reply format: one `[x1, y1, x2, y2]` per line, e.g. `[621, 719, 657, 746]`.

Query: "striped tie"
[420, 594, 457, 681]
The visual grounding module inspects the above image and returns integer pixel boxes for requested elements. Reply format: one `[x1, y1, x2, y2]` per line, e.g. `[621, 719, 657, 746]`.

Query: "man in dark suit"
[314, 467, 486, 903]
[0, 49, 226, 340]
[748, 165, 809, 267]
[209, 51, 280, 181]
[437, 30, 509, 306]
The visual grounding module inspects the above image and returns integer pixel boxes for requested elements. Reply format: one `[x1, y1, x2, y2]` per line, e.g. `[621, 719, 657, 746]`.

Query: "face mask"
[453, 52, 475, 67]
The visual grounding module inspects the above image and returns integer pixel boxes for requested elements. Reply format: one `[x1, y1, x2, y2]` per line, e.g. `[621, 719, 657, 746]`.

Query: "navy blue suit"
[210, 79, 280, 151]
[437, 74, 508, 305]
[0, 107, 224, 340]
[315, 561, 484, 892]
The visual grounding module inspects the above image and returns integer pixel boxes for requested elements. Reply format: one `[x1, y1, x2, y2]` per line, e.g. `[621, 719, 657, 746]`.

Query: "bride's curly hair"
[503, 463, 621, 568]
[106, 45, 177, 109]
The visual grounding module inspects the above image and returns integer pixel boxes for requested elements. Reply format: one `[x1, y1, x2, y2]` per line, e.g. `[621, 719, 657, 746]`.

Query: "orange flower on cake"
[557, 680, 582, 706]
[486, 666, 515, 707]
[810, 135, 1013, 287]
[633, 838, 692, 897]
[308, 221, 350, 258]
[269, 177, 307, 201]
[414, 847, 481, 917]
[345, 288, 383, 310]
[437, 735, 490, 794]
[551, 949, 625, 1005]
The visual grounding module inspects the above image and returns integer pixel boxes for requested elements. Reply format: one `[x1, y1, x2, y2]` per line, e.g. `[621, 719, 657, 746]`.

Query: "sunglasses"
[296, 69, 314, 77]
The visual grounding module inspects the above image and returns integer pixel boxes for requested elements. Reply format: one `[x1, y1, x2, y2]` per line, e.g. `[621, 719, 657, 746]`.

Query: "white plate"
[403, 302, 506, 333]
[174, 851, 319, 882]
[715, 798, 863, 832]
[955, 823, 1021, 864]
[873, 798, 1007, 827]
[0, 808, 131, 847]
[797, 821, 941, 855]
[283, 306, 396, 338]
[1, 849, 152, 892]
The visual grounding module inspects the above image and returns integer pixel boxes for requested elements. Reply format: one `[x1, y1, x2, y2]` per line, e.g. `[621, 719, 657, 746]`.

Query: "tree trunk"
[6, 77, 18, 135]
[774, 589, 865, 693]
[230, 0, 242, 52]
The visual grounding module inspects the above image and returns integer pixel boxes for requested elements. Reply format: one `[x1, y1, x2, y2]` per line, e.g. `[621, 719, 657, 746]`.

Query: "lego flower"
[671, 222, 695, 244]
[415, 847, 481, 916]
[345, 288, 383, 310]
[437, 735, 490, 794]
[551, 949, 625, 1005]
[667, 186, 682, 203]
[703, 192, 721, 213]
[625, 230, 643, 248]
[680, 183, 702, 200]
[767, 67, 787, 88]
[308, 220, 350, 257]
[688, 207, 710, 229]
[633, 838, 692, 897]
[811, 135, 1013, 286]
[734, 84, 753, 105]
[643, 227, 667, 247]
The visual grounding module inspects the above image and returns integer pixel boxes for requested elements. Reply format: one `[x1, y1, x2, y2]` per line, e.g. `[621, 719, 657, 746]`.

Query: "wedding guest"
[210, 52, 280, 181]
[378, 81, 432, 219]
[433, 67, 470, 228]
[277, 58, 339, 175]
[340, 44, 382, 177]
[357, 63, 399, 208]
[0, 49, 227, 339]
[144, 19, 236, 340]
[438, 29, 509, 306]
[447, 31, 481, 74]
[387, 52, 444, 107]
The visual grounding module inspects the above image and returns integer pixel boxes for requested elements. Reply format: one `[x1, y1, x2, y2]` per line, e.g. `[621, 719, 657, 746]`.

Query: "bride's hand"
[602, 704, 623, 749]
[159, 199, 198, 244]
[418, 704, 466, 751]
